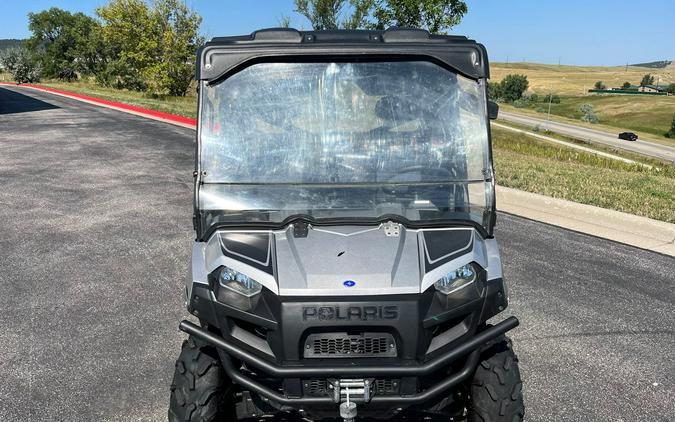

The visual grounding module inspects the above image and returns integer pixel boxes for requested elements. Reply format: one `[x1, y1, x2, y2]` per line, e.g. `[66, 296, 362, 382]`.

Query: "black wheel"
[169, 336, 235, 422]
[469, 337, 524, 422]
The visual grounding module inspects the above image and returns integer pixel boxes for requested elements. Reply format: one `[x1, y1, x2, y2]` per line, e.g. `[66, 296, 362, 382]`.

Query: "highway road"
[1, 85, 674, 421]
[499, 111, 675, 162]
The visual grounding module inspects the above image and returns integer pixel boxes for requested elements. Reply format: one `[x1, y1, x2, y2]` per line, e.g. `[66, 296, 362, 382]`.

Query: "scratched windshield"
[198, 61, 493, 228]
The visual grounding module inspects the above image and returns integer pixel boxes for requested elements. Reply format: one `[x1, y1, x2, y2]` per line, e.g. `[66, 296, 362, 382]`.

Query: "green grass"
[492, 127, 675, 223]
[494, 120, 672, 167]
[38, 78, 198, 119]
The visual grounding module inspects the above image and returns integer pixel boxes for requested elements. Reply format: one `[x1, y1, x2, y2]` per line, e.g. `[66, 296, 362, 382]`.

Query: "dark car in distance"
[618, 132, 638, 141]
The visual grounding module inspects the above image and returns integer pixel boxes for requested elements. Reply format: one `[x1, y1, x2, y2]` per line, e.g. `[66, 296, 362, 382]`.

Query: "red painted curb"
[0, 82, 197, 127]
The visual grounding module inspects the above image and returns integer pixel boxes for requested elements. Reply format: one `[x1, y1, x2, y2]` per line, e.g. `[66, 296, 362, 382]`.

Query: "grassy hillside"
[491, 62, 675, 141]
[491, 62, 674, 95]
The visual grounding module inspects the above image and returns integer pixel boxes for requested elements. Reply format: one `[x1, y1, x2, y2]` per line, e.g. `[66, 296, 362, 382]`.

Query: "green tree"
[96, 0, 202, 95]
[640, 73, 655, 86]
[487, 81, 502, 101]
[294, 0, 467, 34]
[26, 8, 103, 80]
[666, 83, 675, 95]
[294, 0, 373, 30]
[0, 47, 42, 83]
[622, 81, 631, 89]
[370, 0, 467, 34]
[96, 0, 156, 90]
[144, 0, 204, 96]
[594, 80, 606, 90]
[500, 74, 529, 102]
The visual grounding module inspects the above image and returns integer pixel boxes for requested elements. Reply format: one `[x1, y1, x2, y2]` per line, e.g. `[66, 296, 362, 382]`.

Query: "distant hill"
[0, 39, 25, 52]
[629, 60, 672, 69]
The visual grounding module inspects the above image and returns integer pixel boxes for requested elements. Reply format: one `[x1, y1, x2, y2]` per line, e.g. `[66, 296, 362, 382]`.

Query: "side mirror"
[488, 101, 499, 120]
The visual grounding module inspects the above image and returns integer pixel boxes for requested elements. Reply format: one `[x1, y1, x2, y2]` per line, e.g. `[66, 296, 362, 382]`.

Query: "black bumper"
[179, 316, 519, 405]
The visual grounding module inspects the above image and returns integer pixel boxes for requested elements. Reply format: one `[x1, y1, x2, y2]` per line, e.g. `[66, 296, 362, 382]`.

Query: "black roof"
[205, 27, 472, 46]
[197, 28, 490, 81]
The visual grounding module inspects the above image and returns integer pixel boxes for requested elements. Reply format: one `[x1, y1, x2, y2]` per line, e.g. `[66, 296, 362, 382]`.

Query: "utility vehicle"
[169, 28, 524, 422]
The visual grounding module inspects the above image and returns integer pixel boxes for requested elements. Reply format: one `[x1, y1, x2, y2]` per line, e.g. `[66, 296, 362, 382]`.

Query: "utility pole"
[546, 90, 553, 131]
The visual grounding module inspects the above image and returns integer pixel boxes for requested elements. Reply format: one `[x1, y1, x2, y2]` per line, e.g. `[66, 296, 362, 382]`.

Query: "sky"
[2, 0, 674, 66]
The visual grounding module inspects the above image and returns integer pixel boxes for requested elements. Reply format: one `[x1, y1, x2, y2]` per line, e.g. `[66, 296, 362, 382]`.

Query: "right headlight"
[216, 266, 263, 311]
[218, 266, 262, 297]
[434, 263, 477, 295]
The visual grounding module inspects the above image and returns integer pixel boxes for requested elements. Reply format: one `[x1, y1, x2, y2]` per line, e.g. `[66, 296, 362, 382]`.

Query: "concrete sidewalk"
[497, 186, 675, 257]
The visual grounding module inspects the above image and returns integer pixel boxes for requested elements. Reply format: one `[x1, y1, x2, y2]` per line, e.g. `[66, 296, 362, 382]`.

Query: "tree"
[370, 0, 468, 34]
[96, 0, 156, 90]
[666, 83, 675, 95]
[0, 47, 42, 83]
[594, 81, 606, 90]
[640, 74, 655, 86]
[294, 0, 373, 30]
[487, 81, 502, 101]
[144, 0, 204, 96]
[500, 74, 529, 102]
[580, 104, 598, 123]
[294, 0, 468, 34]
[96, 0, 203, 95]
[622, 81, 631, 89]
[26, 8, 103, 80]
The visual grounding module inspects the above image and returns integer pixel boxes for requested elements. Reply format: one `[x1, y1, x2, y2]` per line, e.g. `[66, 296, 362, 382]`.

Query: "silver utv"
[170, 28, 523, 422]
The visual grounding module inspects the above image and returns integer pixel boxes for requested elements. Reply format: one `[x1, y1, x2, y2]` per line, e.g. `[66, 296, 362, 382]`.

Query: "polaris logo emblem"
[343, 280, 356, 287]
[302, 305, 399, 321]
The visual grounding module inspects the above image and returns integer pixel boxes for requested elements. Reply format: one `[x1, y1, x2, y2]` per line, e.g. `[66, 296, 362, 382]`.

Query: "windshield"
[199, 61, 493, 230]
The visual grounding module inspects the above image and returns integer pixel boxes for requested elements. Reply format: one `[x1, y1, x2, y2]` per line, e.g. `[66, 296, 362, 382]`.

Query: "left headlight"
[434, 263, 477, 295]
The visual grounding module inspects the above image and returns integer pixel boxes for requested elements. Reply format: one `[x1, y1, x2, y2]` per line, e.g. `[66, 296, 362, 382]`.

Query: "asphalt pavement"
[1, 85, 673, 421]
[499, 111, 675, 162]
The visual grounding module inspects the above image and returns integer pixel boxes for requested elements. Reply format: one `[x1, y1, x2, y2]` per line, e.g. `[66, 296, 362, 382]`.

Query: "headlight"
[219, 266, 262, 297]
[434, 263, 477, 295]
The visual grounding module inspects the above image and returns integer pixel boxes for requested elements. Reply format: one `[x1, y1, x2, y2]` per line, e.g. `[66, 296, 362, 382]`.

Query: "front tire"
[169, 336, 235, 422]
[469, 337, 524, 422]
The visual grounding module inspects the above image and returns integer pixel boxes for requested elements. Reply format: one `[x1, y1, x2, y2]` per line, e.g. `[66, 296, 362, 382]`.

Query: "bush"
[529, 92, 539, 102]
[535, 106, 546, 113]
[543, 93, 560, 104]
[0, 47, 42, 83]
[594, 81, 606, 90]
[622, 81, 631, 89]
[580, 104, 599, 123]
[666, 114, 675, 138]
[666, 83, 675, 95]
[512, 99, 527, 108]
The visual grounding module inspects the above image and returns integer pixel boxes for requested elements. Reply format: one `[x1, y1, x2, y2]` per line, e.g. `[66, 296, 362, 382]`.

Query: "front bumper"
[180, 316, 518, 405]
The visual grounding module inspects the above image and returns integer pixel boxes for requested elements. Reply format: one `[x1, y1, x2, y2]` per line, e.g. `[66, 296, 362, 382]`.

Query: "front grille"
[304, 333, 397, 358]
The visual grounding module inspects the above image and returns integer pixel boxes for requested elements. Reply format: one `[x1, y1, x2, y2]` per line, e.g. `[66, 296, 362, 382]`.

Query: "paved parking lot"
[1, 86, 673, 421]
